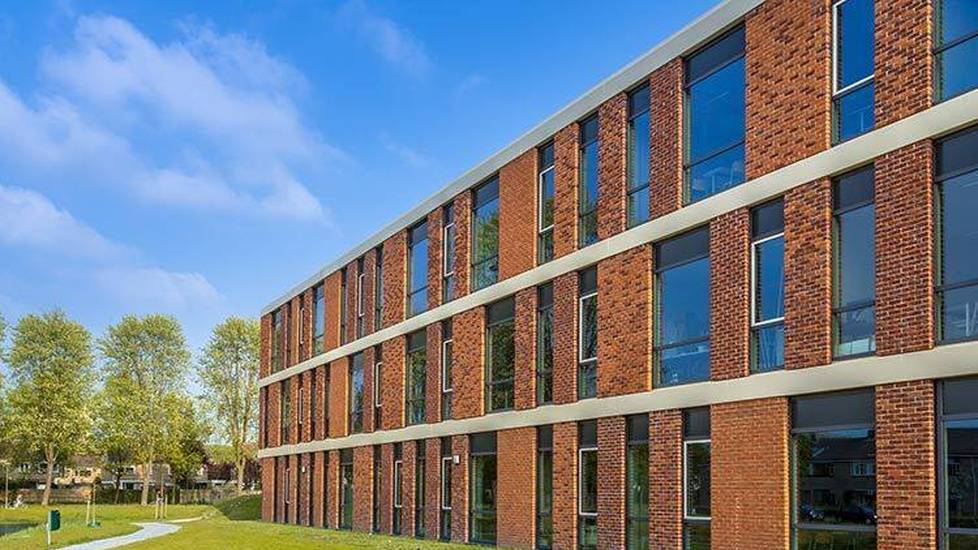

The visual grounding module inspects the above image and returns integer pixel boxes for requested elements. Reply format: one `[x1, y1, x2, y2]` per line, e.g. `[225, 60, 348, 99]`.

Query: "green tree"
[197, 317, 259, 491]
[164, 396, 210, 490]
[92, 377, 139, 503]
[98, 314, 191, 505]
[6, 311, 95, 505]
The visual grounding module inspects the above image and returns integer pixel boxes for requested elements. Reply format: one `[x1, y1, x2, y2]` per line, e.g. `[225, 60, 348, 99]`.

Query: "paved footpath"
[63, 522, 181, 550]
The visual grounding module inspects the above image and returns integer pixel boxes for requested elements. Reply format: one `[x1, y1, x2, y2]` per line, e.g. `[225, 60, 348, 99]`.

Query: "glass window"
[539, 142, 556, 264]
[271, 308, 284, 372]
[751, 200, 785, 373]
[340, 269, 348, 345]
[472, 177, 500, 291]
[579, 420, 598, 550]
[373, 348, 382, 427]
[356, 257, 365, 338]
[280, 380, 291, 444]
[440, 437, 453, 541]
[627, 415, 650, 550]
[408, 221, 429, 317]
[375, 245, 384, 331]
[393, 443, 403, 535]
[486, 298, 516, 412]
[415, 441, 426, 538]
[537, 426, 554, 550]
[940, 378, 978, 547]
[656, 228, 711, 386]
[937, 127, 978, 344]
[297, 376, 304, 435]
[792, 390, 877, 548]
[443, 204, 456, 302]
[579, 115, 600, 248]
[313, 284, 325, 355]
[372, 446, 381, 533]
[340, 449, 354, 530]
[684, 26, 746, 204]
[628, 85, 651, 227]
[833, 166, 876, 358]
[406, 330, 427, 425]
[579, 267, 598, 398]
[832, 0, 875, 142]
[441, 320, 454, 420]
[349, 353, 364, 434]
[936, 0, 978, 101]
[470, 433, 497, 545]
[537, 283, 555, 405]
[684, 408, 711, 549]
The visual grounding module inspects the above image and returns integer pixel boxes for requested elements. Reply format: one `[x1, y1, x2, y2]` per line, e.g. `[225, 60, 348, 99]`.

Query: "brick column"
[261, 457, 275, 521]
[425, 322, 443, 423]
[380, 337, 406, 430]
[382, 230, 407, 327]
[711, 398, 790, 550]
[363, 346, 376, 432]
[553, 422, 578, 550]
[710, 209, 750, 381]
[363, 249, 376, 337]
[876, 142, 934, 355]
[428, 206, 444, 309]
[326, 450, 339, 529]
[328, 358, 349, 438]
[451, 435, 470, 543]
[424, 439, 441, 540]
[784, 179, 832, 369]
[554, 123, 580, 258]
[287, 454, 299, 524]
[403, 442, 417, 537]
[598, 92, 627, 239]
[353, 446, 373, 532]
[497, 427, 537, 548]
[649, 60, 683, 219]
[597, 246, 651, 396]
[312, 451, 325, 527]
[500, 149, 537, 279]
[298, 453, 310, 526]
[380, 444, 393, 533]
[275, 457, 286, 523]
[453, 308, 485, 419]
[553, 272, 579, 405]
[268, 383, 281, 447]
[324, 271, 342, 352]
[650, 410, 682, 550]
[876, 380, 937, 549]
[301, 287, 313, 362]
[289, 375, 300, 445]
[597, 417, 626, 550]
[453, 191, 472, 298]
[875, 0, 933, 127]
[301, 371, 313, 442]
[514, 287, 538, 410]
[313, 365, 327, 441]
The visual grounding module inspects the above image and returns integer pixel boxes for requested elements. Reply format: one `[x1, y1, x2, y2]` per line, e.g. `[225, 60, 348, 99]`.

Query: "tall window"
[627, 84, 651, 227]
[339, 449, 354, 530]
[271, 308, 284, 372]
[536, 283, 555, 405]
[576, 421, 599, 550]
[470, 432, 497, 545]
[539, 142, 556, 264]
[408, 221, 429, 317]
[320, 453, 329, 529]
[536, 425, 554, 550]
[372, 446, 381, 533]
[262, 388, 269, 448]
[684, 25, 746, 204]
[485, 298, 516, 412]
[298, 295, 305, 360]
[356, 257, 366, 338]
[297, 375, 304, 437]
[406, 329, 427, 425]
[310, 370, 317, 439]
[472, 177, 500, 291]
[655, 227, 711, 386]
[313, 284, 325, 355]
[832, 166, 876, 358]
[375, 245, 384, 331]
[792, 390, 876, 547]
[373, 346, 383, 428]
[937, 127, 978, 344]
[578, 267, 598, 398]
[440, 437, 453, 541]
[750, 199, 785, 373]
[393, 443, 403, 535]
[340, 268, 348, 345]
[443, 204, 456, 302]
[579, 115, 600, 248]
[832, 0, 875, 142]
[284, 463, 291, 521]
[441, 320, 454, 420]
[415, 440, 426, 538]
[348, 353, 364, 434]
[935, 0, 978, 101]
[284, 303, 292, 366]
[280, 380, 291, 444]
[626, 415, 649, 550]
[939, 377, 978, 547]
[683, 408, 711, 549]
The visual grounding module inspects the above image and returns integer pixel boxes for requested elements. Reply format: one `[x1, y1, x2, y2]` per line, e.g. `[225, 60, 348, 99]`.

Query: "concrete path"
[63, 522, 180, 550]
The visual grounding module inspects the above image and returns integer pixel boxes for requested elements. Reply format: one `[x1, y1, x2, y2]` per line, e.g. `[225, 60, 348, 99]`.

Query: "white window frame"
[750, 231, 786, 330]
[578, 290, 599, 364]
[357, 271, 366, 317]
[683, 439, 712, 521]
[578, 445, 598, 517]
[393, 459, 404, 508]
[443, 219, 455, 279]
[441, 337, 454, 393]
[538, 164, 556, 236]
[284, 467, 292, 505]
[440, 456, 453, 511]
[831, 0, 874, 98]
[373, 360, 383, 408]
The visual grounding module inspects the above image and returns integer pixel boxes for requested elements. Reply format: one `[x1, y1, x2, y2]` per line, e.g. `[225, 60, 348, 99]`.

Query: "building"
[256, 0, 978, 548]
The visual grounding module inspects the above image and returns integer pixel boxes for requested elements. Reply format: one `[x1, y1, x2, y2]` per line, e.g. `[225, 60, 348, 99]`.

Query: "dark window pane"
[687, 143, 746, 203]
[687, 59, 746, 164]
[685, 442, 711, 517]
[834, 305, 877, 357]
[406, 345, 426, 425]
[540, 166, 555, 229]
[659, 342, 710, 386]
[942, 285, 978, 341]
[836, 0, 874, 89]
[834, 166, 875, 211]
[472, 179, 500, 290]
[836, 205, 876, 307]
[683, 523, 711, 550]
[939, 35, 978, 101]
[470, 453, 497, 544]
[938, 127, 978, 178]
[626, 443, 650, 518]
[946, 419, 978, 529]
[580, 125, 600, 247]
[752, 323, 784, 373]
[629, 109, 651, 191]
[487, 318, 515, 411]
[628, 187, 650, 228]
[944, 378, 978, 416]
[835, 82, 875, 142]
[796, 530, 876, 549]
[941, 170, 978, 286]
[657, 227, 710, 269]
[580, 449, 598, 513]
[938, 0, 978, 46]
[537, 303, 554, 404]
[794, 429, 877, 527]
[684, 408, 711, 439]
[754, 236, 785, 322]
[660, 259, 711, 344]
[751, 199, 784, 239]
[686, 26, 745, 83]
[579, 517, 598, 550]
[792, 390, 875, 430]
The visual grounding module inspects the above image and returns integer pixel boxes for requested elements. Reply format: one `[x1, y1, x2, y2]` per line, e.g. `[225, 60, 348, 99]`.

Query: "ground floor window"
[537, 426, 553, 549]
[683, 408, 710, 549]
[339, 449, 353, 530]
[469, 432, 497, 544]
[393, 443, 403, 535]
[372, 446, 381, 533]
[578, 420, 598, 549]
[440, 437, 452, 541]
[941, 378, 978, 548]
[626, 415, 649, 550]
[415, 441, 426, 538]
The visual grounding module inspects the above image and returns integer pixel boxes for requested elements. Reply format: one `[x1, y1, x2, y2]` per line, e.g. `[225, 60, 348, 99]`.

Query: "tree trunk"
[236, 457, 246, 492]
[140, 462, 151, 506]
[114, 472, 121, 504]
[42, 446, 56, 507]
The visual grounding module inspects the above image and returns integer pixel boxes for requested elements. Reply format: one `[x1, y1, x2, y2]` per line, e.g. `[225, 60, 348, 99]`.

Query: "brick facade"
[597, 246, 651, 396]
[497, 427, 536, 548]
[710, 209, 750, 380]
[499, 149, 538, 280]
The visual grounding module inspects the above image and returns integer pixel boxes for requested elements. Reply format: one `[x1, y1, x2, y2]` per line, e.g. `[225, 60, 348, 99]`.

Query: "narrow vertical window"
[536, 426, 554, 549]
[310, 370, 317, 439]
[750, 199, 785, 373]
[536, 283, 555, 405]
[321, 453, 329, 528]
[578, 267, 598, 398]
[579, 115, 600, 248]
[375, 245, 384, 331]
[792, 390, 876, 547]
[313, 283, 325, 355]
[298, 294, 305, 359]
[832, 166, 876, 358]
[348, 353, 364, 434]
[578, 420, 598, 550]
[297, 375, 304, 437]
[441, 320, 454, 420]
[683, 408, 711, 548]
[538, 141, 556, 263]
[340, 268, 348, 345]
[356, 257, 366, 338]
[935, 0, 978, 101]
[271, 308, 284, 372]
[627, 84, 651, 227]
[626, 415, 649, 550]
[393, 443, 403, 535]
[472, 177, 500, 291]
[440, 437, 453, 541]
[373, 346, 383, 428]
[655, 227, 711, 386]
[936, 127, 978, 344]
[284, 464, 291, 521]
[832, 0, 875, 142]
[485, 298, 516, 412]
[284, 302, 292, 366]
[408, 221, 430, 317]
[684, 26, 746, 203]
[415, 440, 426, 538]
[280, 380, 291, 444]
[262, 388, 269, 448]
[339, 449, 354, 530]
[372, 446, 381, 533]
[443, 203, 456, 302]
[469, 433, 497, 545]
[406, 329, 427, 425]
[939, 378, 978, 547]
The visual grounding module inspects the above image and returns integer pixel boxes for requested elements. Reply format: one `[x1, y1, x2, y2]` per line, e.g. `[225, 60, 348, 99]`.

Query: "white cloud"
[379, 132, 431, 168]
[93, 267, 222, 310]
[340, 0, 431, 77]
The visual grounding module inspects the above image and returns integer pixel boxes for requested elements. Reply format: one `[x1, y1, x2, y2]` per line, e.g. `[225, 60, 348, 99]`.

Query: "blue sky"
[0, 0, 716, 364]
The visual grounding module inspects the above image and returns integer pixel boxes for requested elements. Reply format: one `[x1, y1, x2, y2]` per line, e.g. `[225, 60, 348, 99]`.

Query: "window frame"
[407, 221, 430, 317]
[536, 283, 555, 405]
[312, 283, 325, 355]
[375, 245, 384, 331]
[485, 299, 516, 413]
[578, 114, 600, 248]
[831, 0, 876, 143]
[442, 204, 456, 302]
[405, 330, 427, 426]
[578, 272, 598, 399]
[626, 84, 651, 228]
[933, 0, 978, 101]
[538, 141, 556, 264]
[749, 215, 786, 373]
[938, 378, 978, 546]
[471, 177, 501, 291]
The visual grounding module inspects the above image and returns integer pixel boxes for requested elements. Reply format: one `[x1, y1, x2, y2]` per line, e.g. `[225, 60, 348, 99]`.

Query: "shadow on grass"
[214, 495, 261, 521]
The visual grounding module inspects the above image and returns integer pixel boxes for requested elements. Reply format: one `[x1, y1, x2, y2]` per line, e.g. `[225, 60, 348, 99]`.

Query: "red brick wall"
[649, 60, 683, 219]
[876, 142, 934, 355]
[710, 209, 750, 380]
[403, 441, 418, 537]
[380, 444, 393, 533]
[597, 417, 626, 550]
[784, 179, 832, 369]
[876, 380, 936, 549]
[313, 365, 327, 440]
[275, 457, 285, 523]
[287, 454, 299, 524]
[453, 191, 472, 298]
[258, 387, 266, 450]
[324, 271, 342, 352]
[362, 346, 376, 433]
[451, 435, 470, 543]
[553, 422, 578, 550]
[650, 410, 682, 550]
[427, 207, 444, 309]
[298, 453, 310, 525]
[312, 451, 325, 527]
[268, 383, 281, 448]
[425, 322, 443, 424]
[514, 287, 537, 410]
[363, 250, 377, 337]
[381, 337, 406, 430]
[875, 0, 932, 127]
[554, 123, 580, 258]
[553, 272, 579, 405]
[711, 398, 790, 550]
[597, 247, 651, 396]
[328, 358, 348, 438]
[497, 427, 537, 548]
[261, 457, 274, 521]
[500, 149, 538, 279]
[745, 0, 830, 179]
[453, 308, 485, 419]
[598, 92, 627, 239]
[424, 439, 441, 540]
[382, 230, 407, 327]
[288, 375, 299, 445]
[326, 450, 339, 529]
[300, 371, 312, 442]
[353, 446, 373, 532]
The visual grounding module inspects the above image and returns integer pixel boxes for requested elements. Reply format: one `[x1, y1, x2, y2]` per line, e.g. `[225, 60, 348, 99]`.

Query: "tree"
[6, 311, 95, 506]
[92, 378, 138, 503]
[98, 314, 191, 505]
[164, 396, 210, 490]
[197, 317, 259, 491]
